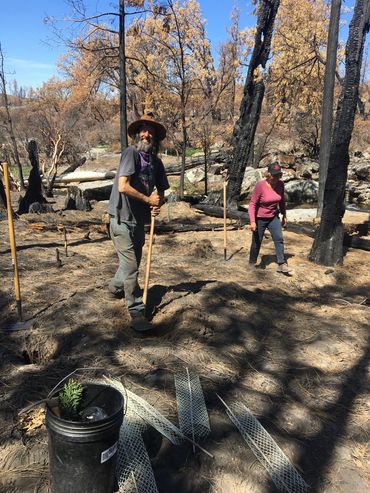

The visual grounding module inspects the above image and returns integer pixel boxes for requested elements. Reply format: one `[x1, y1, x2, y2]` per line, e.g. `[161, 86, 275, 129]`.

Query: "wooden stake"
[2, 162, 22, 320]
[143, 215, 155, 307]
[223, 180, 227, 261]
[63, 227, 68, 256]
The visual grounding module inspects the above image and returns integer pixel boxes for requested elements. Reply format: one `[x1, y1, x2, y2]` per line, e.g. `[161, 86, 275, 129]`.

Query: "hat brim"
[127, 119, 166, 141]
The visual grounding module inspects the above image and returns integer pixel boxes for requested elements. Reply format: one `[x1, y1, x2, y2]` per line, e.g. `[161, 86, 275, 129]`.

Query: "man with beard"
[108, 113, 169, 330]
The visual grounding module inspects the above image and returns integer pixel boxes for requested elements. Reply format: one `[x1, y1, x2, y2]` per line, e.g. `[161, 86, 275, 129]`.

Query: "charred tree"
[18, 141, 48, 214]
[0, 176, 6, 209]
[317, 0, 341, 217]
[309, 0, 370, 265]
[226, 0, 280, 208]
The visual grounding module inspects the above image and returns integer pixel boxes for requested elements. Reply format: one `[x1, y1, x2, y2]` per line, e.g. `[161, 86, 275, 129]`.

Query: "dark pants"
[249, 215, 285, 265]
[109, 218, 145, 315]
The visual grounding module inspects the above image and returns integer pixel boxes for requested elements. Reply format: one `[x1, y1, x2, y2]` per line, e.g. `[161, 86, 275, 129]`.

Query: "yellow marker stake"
[63, 227, 68, 256]
[223, 180, 227, 261]
[3, 162, 22, 320]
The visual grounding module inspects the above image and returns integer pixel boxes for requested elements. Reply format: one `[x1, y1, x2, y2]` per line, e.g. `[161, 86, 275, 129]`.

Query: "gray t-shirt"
[108, 146, 169, 224]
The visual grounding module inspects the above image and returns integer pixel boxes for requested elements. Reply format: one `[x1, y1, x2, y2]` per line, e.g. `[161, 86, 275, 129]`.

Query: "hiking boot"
[108, 289, 124, 299]
[277, 262, 291, 274]
[130, 312, 152, 332]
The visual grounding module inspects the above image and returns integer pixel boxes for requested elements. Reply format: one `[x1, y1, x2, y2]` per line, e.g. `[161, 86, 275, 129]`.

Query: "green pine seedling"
[58, 379, 84, 420]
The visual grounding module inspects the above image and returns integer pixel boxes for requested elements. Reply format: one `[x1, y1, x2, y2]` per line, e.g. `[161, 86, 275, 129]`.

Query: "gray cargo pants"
[109, 218, 146, 316]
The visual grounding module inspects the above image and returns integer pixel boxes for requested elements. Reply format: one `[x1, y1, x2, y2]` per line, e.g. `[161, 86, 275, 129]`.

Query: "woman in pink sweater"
[248, 162, 290, 273]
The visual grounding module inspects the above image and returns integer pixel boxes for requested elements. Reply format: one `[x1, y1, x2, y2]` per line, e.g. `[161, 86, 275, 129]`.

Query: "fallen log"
[165, 152, 226, 175]
[59, 157, 87, 176]
[54, 170, 116, 184]
[344, 235, 370, 251]
[193, 204, 249, 224]
[153, 222, 238, 234]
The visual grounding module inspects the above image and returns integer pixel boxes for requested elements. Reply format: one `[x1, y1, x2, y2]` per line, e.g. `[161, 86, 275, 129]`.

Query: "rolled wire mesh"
[105, 377, 184, 445]
[116, 408, 158, 493]
[219, 397, 309, 493]
[175, 369, 211, 440]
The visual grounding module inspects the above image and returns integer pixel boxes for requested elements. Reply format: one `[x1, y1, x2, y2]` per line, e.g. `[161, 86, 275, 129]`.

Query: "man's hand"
[281, 215, 287, 228]
[150, 206, 161, 217]
[147, 192, 161, 207]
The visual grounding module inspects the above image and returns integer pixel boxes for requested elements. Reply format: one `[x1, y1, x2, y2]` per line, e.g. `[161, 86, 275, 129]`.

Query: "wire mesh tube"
[104, 378, 183, 445]
[116, 408, 159, 493]
[175, 368, 211, 444]
[217, 396, 309, 493]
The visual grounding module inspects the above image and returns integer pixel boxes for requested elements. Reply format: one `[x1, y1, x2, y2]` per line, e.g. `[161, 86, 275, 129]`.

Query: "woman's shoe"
[277, 263, 290, 274]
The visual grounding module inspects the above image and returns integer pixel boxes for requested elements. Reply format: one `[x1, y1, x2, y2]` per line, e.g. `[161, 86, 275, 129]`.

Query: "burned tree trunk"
[18, 140, 49, 214]
[309, 0, 370, 265]
[317, 0, 341, 217]
[226, 0, 280, 208]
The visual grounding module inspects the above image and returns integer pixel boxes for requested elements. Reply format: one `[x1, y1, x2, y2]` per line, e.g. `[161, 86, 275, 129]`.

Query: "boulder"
[241, 167, 264, 194]
[185, 167, 205, 183]
[284, 179, 318, 204]
[353, 164, 370, 181]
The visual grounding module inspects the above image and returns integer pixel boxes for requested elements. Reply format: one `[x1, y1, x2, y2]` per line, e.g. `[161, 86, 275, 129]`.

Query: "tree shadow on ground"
[0, 277, 368, 492]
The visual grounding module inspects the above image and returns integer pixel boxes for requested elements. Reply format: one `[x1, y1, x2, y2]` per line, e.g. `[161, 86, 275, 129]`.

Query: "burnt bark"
[194, 204, 249, 225]
[18, 141, 48, 214]
[60, 157, 87, 176]
[317, 0, 341, 217]
[227, 0, 280, 207]
[309, 0, 370, 265]
[0, 178, 6, 208]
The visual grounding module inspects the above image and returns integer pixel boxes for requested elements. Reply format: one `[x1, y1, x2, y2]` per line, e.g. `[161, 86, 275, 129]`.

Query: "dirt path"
[0, 199, 369, 493]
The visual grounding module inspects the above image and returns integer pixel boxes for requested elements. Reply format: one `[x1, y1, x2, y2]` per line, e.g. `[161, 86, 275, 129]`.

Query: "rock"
[353, 164, 370, 180]
[353, 150, 363, 157]
[185, 167, 205, 183]
[284, 179, 318, 204]
[241, 167, 264, 194]
[208, 164, 224, 175]
[29, 202, 54, 214]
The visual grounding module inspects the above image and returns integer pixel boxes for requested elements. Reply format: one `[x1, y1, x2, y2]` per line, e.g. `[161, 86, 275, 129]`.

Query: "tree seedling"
[58, 379, 84, 420]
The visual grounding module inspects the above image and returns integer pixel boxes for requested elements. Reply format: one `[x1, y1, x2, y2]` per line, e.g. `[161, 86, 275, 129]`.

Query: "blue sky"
[1, 0, 356, 91]
[1, 0, 255, 90]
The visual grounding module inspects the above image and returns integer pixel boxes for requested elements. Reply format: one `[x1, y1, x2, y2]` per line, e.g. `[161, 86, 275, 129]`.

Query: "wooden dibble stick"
[143, 215, 155, 309]
[223, 179, 228, 261]
[2, 162, 24, 325]
[63, 227, 68, 256]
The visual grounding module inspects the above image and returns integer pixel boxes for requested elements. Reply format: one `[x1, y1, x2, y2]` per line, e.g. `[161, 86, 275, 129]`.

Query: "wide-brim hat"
[127, 113, 167, 141]
[267, 162, 282, 175]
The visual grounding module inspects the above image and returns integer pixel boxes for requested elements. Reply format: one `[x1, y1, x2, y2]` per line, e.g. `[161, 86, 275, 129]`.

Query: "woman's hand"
[281, 215, 287, 228]
[250, 222, 257, 232]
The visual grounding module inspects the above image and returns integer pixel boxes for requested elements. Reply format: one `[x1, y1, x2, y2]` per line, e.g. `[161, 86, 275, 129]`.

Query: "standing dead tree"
[226, 0, 280, 208]
[309, 0, 370, 265]
[317, 0, 341, 217]
[18, 140, 48, 214]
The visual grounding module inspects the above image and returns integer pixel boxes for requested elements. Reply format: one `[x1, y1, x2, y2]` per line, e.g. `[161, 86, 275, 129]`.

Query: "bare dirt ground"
[0, 191, 369, 493]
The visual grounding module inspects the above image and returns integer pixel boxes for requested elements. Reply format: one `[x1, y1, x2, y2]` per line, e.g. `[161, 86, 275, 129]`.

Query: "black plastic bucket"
[46, 383, 124, 493]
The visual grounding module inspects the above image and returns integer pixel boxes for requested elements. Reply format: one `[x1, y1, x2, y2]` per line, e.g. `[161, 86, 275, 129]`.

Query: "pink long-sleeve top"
[248, 179, 286, 223]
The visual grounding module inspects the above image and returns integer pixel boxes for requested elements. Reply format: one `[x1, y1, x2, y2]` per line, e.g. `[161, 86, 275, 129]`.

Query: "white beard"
[136, 140, 153, 153]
